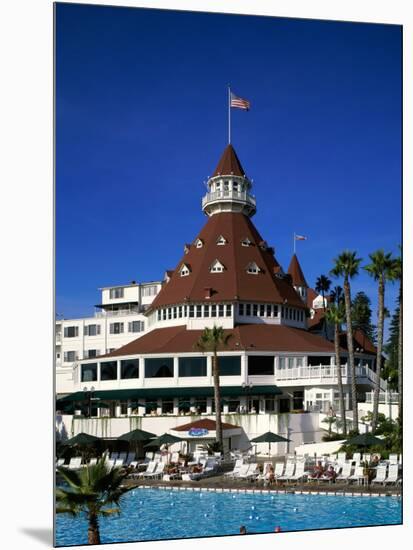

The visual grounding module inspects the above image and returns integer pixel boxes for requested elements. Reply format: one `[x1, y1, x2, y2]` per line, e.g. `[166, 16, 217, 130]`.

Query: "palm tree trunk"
[88, 513, 101, 545]
[334, 323, 347, 435]
[343, 277, 358, 431]
[372, 274, 385, 432]
[212, 353, 223, 451]
[398, 279, 402, 423]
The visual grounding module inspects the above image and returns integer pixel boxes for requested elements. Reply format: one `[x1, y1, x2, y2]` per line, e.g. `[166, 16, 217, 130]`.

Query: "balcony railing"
[274, 364, 387, 389]
[365, 391, 399, 404]
[202, 190, 256, 208]
[95, 308, 141, 318]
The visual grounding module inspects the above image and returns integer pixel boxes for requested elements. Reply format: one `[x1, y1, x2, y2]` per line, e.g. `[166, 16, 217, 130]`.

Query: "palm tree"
[330, 285, 343, 306]
[56, 456, 131, 545]
[364, 250, 394, 432]
[325, 302, 347, 435]
[315, 275, 332, 336]
[330, 251, 362, 432]
[196, 325, 232, 450]
[388, 251, 402, 421]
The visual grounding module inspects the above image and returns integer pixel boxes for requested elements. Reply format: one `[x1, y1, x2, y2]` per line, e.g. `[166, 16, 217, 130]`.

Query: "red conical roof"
[287, 254, 308, 288]
[213, 144, 246, 177]
[150, 212, 304, 310]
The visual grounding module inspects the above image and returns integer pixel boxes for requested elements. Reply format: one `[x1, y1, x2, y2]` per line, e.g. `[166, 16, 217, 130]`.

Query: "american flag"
[230, 92, 250, 110]
[295, 234, 308, 241]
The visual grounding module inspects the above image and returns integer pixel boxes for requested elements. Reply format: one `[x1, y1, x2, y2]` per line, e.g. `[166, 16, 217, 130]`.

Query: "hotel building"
[56, 145, 385, 452]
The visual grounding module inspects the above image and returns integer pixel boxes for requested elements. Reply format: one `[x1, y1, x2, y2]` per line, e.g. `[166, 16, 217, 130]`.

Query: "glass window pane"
[219, 356, 241, 376]
[121, 359, 139, 379]
[100, 361, 117, 381]
[248, 355, 274, 375]
[145, 358, 174, 378]
[81, 363, 97, 382]
[178, 357, 207, 377]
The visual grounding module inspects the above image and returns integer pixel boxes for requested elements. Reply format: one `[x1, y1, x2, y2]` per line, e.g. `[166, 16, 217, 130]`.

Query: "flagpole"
[293, 232, 296, 254]
[228, 85, 231, 144]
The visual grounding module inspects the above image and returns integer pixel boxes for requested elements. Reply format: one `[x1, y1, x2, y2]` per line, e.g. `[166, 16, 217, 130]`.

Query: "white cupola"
[202, 144, 256, 217]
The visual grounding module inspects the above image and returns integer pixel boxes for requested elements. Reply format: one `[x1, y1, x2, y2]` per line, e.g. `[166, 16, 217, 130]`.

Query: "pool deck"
[123, 474, 401, 498]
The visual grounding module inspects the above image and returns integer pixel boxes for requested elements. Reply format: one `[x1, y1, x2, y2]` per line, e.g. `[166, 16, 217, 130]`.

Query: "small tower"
[287, 253, 308, 303]
[202, 144, 256, 217]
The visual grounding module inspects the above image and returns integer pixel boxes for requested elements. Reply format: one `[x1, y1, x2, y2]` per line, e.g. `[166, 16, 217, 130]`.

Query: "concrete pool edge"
[131, 484, 401, 499]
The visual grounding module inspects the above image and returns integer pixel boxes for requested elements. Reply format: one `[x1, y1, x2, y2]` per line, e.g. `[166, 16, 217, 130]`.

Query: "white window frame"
[210, 259, 225, 273]
[216, 235, 227, 246]
[246, 262, 260, 274]
[180, 264, 190, 277]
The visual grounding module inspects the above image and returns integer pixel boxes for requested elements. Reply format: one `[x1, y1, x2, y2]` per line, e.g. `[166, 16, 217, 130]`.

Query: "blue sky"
[56, 4, 401, 335]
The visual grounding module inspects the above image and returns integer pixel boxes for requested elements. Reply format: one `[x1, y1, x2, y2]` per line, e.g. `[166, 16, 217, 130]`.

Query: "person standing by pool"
[239, 526, 247, 535]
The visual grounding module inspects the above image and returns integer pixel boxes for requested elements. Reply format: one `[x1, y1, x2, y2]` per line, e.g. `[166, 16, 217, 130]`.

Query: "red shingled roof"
[150, 212, 304, 310]
[99, 323, 337, 358]
[287, 254, 308, 288]
[339, 329, 377, 355]
[213, 144, 246, 177]
[173, 418, 239, 431]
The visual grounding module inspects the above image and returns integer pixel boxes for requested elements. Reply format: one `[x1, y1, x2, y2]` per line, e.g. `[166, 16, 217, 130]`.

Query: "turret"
[202, 144, 256, 217]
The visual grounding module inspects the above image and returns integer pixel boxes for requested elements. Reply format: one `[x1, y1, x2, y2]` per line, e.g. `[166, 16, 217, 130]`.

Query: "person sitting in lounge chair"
[311, 461, 325, 479]
[264, 464, 275, 485]
[324, 464, 337, 482]
[190, 463, 203, 474]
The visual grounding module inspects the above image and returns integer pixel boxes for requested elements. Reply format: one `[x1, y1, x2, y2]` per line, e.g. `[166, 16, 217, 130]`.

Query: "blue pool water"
[55, 488, 402, 546]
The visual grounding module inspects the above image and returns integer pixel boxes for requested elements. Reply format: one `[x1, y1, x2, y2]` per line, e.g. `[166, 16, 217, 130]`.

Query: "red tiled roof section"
[99, 323, 337, 358]
[339, 329, 377, 355]
[287, 254, 308, 288]
[213, 144, 246, 177]
[150, 212, 304, 309]
[173, 418, 239, 431]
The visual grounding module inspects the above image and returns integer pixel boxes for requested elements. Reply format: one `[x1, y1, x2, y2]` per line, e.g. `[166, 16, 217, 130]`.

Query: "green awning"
[56, 385, 282, 404]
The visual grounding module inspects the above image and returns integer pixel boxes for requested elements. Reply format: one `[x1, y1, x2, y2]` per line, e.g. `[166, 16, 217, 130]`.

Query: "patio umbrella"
[62, 432, 101, 446]
[118, 428, 156, 442]
[251, 431, 291, 456]
[144, 433, 183, 448]
[344, 433, 385, 447]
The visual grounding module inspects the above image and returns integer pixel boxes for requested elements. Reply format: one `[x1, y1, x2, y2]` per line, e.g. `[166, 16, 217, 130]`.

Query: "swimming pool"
[55, 488, 402, 546]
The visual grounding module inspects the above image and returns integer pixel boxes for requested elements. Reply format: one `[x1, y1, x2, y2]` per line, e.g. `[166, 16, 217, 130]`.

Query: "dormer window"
[241, 237, 252, 247]
[246, 262, 260, 274]
[210, 260, 225, 273]
[184, 244, 190, 254]
[179, 264, 191, 277]
[216, 235, 227, 246]
[195, 238, 204, 249]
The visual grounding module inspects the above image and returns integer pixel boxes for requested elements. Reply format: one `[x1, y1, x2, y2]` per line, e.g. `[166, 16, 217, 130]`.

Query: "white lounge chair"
[136, 460, 157, 478]
[362, 453, 371, 464]
[67, 457, 82, 470]
[56, 458, 65, 468]
[238, 463, 259, 480]
[352, 452, 361, 464]
[277, 462, 295, 482]
[114, 459, 125, 468]
[399, 454, 402, 466]
[233, 463, 250, 479]
[109, 451, 118, 461]
[383, 464, 399, 485]
[388, 453, 398, 465]
[88, 458, 97, 466]
[371, 465, 387, 485]
[274, 462, 284, 481]
[117, 452, 128, 464]
[348, 465, 365, 484]
[225, 459, 243, 478]
[170, 452, 180, 463]
[336, 452, 346, 464]
[336, 463, 352, 482]
[125, 453, 136, 466]
[288, 462, 307, 482]
[105, 459, 116, 470]
[145, 462, 165, 479]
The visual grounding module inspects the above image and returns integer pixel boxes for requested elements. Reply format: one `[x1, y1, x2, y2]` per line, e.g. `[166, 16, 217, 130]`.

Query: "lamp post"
[83, 386, 95, 418]
[242, 382, 253, 413]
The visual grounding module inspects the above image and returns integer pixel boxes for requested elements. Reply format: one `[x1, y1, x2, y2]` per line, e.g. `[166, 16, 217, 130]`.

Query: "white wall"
[56, 412, 323, 456]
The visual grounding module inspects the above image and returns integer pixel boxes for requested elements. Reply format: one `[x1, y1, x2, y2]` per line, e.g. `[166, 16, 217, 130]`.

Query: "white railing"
[365, 391, 399, 404]
[274, 364, 387, 389]
[95, 308, 141, 318]
[202, 190, 256, 207]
